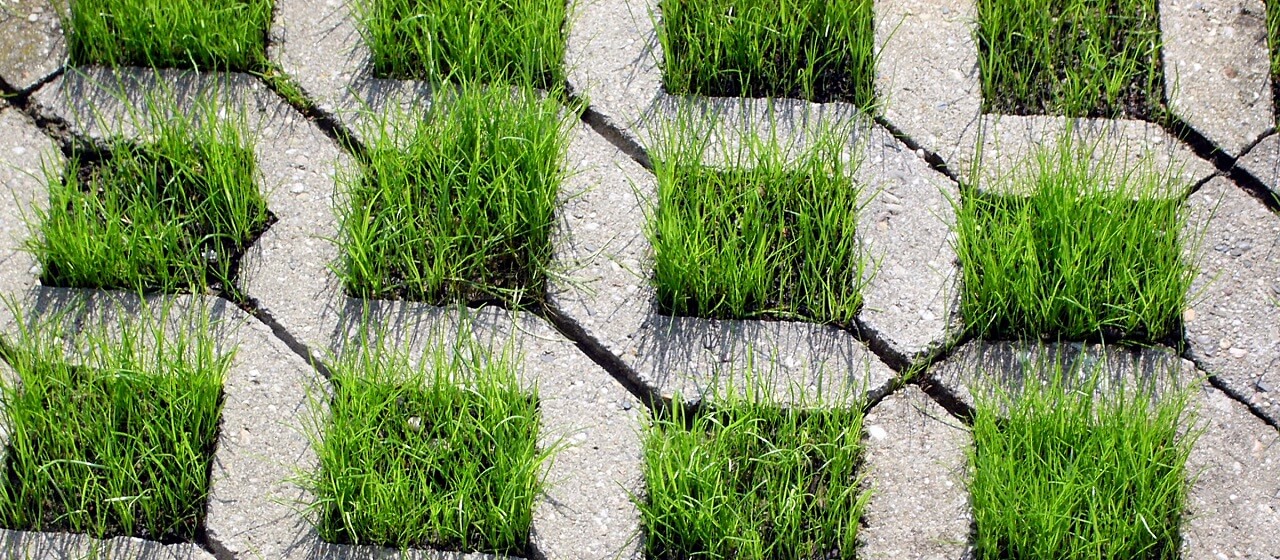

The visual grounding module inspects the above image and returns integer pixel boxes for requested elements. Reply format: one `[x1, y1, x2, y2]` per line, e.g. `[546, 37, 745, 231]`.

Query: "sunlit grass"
[64, 0, 272, 71]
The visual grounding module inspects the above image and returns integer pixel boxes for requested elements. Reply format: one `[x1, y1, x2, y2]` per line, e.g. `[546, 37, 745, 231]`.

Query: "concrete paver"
[0, 0, 64, 92]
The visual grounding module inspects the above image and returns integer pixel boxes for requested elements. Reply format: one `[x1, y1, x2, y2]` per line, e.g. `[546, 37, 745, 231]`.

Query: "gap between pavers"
[1185, 176, 1280, 425]
[928, 340, 1280, 558]
[0, 0, 64, 92]
[876, 0, 1221, 185]
[858, 385, 971, 560]
[18, 68, 557, 559]
[1237, 132, 1280, 199]
[565, 0, 961, 366]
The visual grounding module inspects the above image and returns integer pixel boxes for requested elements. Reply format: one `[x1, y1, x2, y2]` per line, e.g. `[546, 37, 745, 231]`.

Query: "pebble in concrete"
[1185, 176, 1280, 424]
[0, 104, 58, 295]
[877, 0, 1218, 185]
[0, 0, 64, 92]
[859, 386, 971, 560]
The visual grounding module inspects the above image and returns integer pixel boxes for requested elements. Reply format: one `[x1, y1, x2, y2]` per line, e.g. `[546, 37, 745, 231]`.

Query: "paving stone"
[0, 529, 213, 560]
[1182, 383, 1280, 559]
[0, 104, 58, 296]
[1161, 0, 1273, 158]
[1185, 176, 1280, 424]
[929, 340, 1199, 412]
[877, 0, 1216, 188]
[0, 0, 64, 92]
[859, 386, 971, 560]
[1238, 132, 1280, 199]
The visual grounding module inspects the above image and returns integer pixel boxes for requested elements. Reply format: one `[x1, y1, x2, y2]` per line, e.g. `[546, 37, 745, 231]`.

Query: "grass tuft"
[649, 115, 870, 326]
[301, 325, 548, 554]
[657, 0, 876, 107]
[64, 0, 272, 71]
[28, 106, 272, 299]
[353, 0, 567, 89]
[976, 0, 1166, 119]
[639, 385, 869, 559]
[0, 302, 228, 542]
[955, 138, 1194, 343]
[1267, 0, 1280, 123]
[969, 358, 1196, 560]
[336, 84, 570, 305]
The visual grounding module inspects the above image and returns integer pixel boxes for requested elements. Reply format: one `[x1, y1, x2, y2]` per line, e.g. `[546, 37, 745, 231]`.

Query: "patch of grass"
[657, 0, 876, 107]
[639, 386, 869, 559]
[63, 0, 272, 71]
[336, 84, 570, 305]
[301, 327, 549, 554]
[955, 138, 1193, 343]
[649, 116, 869, 326]
[969, 358, 1196, 560]
[28, 105, 272, 298]
[353, 0, 567, 89]
[0, 303, 228, 542]
[976, 0, 1165, 120]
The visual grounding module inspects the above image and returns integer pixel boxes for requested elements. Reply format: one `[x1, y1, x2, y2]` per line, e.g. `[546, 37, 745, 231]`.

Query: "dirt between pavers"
[928, 340, 1280, 559]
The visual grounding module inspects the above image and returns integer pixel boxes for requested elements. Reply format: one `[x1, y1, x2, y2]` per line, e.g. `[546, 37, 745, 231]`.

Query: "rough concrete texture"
[929, 340, 1200, 411]
[1183, 383, 1280, 559]
[859, 386, 971, 560]
[0, 0, 64, 92]
[550, 119, 898, 404]
[270, 0, 435, 132]
[1161, 0, 1274, 158]
[877, 0, 1216, 186]
[0, 529, 214, 560]
[0, 105, 58, 295]
[1238, 133, 1280, 199]
[1185, 177, 1280, 424]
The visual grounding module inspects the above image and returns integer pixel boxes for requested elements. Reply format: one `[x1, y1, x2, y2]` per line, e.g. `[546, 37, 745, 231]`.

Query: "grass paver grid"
[337, 84, 570, 305]
[65, 0, 272, 71]
[650, 121, 868, 326]
[301, 333, 548, 555]
[657, 0, 876, 107]
[969, 363, 1195, 560]
[640, 393, 869, 559]
[0, 308, 227, 543]
[355, 0, 567, 89]
[30, 113, 272, 298]
[976, 0, 1166, 120]
[956, 139, 1192, 344]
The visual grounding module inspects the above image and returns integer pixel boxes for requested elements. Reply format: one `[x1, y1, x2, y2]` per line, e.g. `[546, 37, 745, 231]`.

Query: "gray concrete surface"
[0, 105, 57, 296]
[859, 386, 971, 560]
[1161, 0, 1274, 158]
[0, 0, 64, 92]
[1185, 177, 1280, 424]
[0, 529, 213, 560]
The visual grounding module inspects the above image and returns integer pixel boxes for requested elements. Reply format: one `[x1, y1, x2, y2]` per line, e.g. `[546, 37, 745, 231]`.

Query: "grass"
[0, 302, 228, 542]
[638, 385, 870, 559]
[955, 138, 1194, 343]
[353, 0, 567, 89]
[969, 357, 1196, 560]
[975, 0, 1166, 120]
[648, 116, 870, 326]
[657, 0, 876, 107]
[28, 104, 272, 299]
[301, 327, 549, 554]
[336, 84, 571, 305]
[63, 0, 273, 71]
